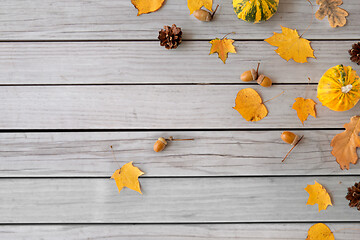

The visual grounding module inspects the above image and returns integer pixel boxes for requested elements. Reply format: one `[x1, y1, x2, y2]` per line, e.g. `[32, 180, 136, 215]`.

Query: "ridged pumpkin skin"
[233, 0, 279, 23]
[317, 64, 360, 112]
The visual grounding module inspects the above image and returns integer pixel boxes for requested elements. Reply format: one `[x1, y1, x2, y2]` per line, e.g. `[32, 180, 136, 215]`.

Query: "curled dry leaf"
[131, 0, 165, 16]
[188, 0, 213, 15]
[111, 161, 144, 194]
[233, 88, 268, 122]
[306, 223, 335, 240]
[305, 181, 333, 212]
[292, 97, 316, 125]
[315, 0, 348, 28]
[331, 116, 360, 170]
[265, 26, 315, 63]
[209, 37, 236, 64]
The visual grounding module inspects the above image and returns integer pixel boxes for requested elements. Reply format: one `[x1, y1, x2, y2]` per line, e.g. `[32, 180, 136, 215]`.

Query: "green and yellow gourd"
[317, 64, 360, 112]
[233, 0, 279, 23]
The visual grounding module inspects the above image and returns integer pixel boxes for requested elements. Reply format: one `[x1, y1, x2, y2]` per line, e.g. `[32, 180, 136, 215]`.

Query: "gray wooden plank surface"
[0, 177, 359, 223]
[1, 130, 359, 177]
[0, 223, 359, 239]
[0, 0, 359, 40]
[0, 41, 356, 85]
[0, 85, 359, 129]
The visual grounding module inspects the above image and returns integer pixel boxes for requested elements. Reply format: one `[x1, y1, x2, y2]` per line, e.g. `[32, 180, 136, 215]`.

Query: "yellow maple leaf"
[264, 26, 315, 63]
[209, 38, 236, 64]
[111, 161, 144, 194]
[305, 181, 332, 212]
[292, 97, 317, 125]
[306, 223, 335, 240]
[187, 0, 213, 14]
[331, 116, 360, 170]
[131, 0, 165, 16]
[233, 88, 268, 122]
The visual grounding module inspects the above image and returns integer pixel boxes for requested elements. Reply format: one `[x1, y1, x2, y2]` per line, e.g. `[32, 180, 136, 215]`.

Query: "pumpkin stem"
[341, 84, 353, 93]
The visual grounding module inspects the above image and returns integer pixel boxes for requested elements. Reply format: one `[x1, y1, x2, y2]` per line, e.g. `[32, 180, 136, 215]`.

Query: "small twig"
[167, 136, 194, 141]
[256, 62, 261, 76]
[222, 32, 236, 39]
[300, 0, 314, 38]
[211, 4, 219, 16]
[282, 136, 303, 162]
[110, 145, 122, 170]
[263, 91, 285, 104]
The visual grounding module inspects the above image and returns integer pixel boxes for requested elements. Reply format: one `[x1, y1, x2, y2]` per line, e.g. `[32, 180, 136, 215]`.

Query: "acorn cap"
[158, 137, 167, 145]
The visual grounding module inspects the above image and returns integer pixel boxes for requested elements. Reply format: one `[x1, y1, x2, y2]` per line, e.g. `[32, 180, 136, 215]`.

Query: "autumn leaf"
[233, 88, 268, 122]
[305, 181, 333, 212]
[331, 116, 360, 170]
[292, 97, 316, 125]
[188, 0, 213, 14]
[131, 0, 165, 16]
[111, 161, 144, 194]
[209, 38, 236, 64]
[264, 26, 315, 63]
[306, 223, 335, 240]
[316, 0, 348, 28]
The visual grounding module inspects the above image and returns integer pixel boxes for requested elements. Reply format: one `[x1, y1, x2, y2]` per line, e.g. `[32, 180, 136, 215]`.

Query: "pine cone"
[158, 24, 182, 49]
[349, 42, 360, 65]
[345, 182, 360, 211]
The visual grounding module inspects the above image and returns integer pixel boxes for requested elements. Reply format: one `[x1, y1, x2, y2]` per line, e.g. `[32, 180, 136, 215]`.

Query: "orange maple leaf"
[233, 88, 268, 122]
[111, 161, 144, 194]
[306, 223, 335, 240]
[292, 97, 316, 125]
[209, 38, 236, 64]
[331, 116, 360, 170]
[305, 181, 332, 212]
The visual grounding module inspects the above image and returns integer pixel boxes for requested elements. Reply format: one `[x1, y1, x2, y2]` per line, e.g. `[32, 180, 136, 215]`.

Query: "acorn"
[281, 131, 300, 145]
[257, 74, 272, 87]
[153, 137, 167, 152]
[241, 68, 258, 82]
[193, 5, 219, 22]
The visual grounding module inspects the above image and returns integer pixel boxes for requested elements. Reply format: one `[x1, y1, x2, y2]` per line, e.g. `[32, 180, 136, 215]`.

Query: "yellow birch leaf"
[111, 161, 144, 194]
[233, 88, 268, 122]
[306, 223, 335, 240]
[331, 116, 360, 170]
[292, 97, 317, 125]
[131, 0, 165, 16]
[315, 0, 348, 28]
[188, 0, 213, 14]
[209, 38, 236, 64]
[264, 26, 315, 63]
[305, 181, 333, 212]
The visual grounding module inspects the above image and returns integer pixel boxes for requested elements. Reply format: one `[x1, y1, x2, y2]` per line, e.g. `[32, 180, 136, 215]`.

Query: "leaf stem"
[282, 135, 303, 162]
[300, 0, 314, 38]
[110, 145, 122, 170]
[222, 32, 235, 39]
[263, 91, 285, 104]
[167, 136, 194, 141]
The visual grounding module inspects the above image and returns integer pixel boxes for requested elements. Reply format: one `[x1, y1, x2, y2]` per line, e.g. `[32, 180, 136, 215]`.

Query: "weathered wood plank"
[0, 85, 358, 129]
[0, 41, 355, 84]
[0, 0, 359, 40]
[0, 130, 358, 177]
[0, 177, 358, 223]
[0, 223, 359, 239]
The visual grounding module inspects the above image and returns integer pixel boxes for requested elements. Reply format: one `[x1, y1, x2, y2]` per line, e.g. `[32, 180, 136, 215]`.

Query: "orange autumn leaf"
[305, 181, 333, 212]
[209, 38, 236, 64]
[292, 97, 317, 125]
[315, 0, 348, 28]
[233, 88, 268, 122]
[265, 26, 315, 63]
[306, 223, 335, 240]
[111, 161, 144, 194]
[131, 0, 165, 16]
[331, 116, 360, 170]
[187, 0, 213, 14]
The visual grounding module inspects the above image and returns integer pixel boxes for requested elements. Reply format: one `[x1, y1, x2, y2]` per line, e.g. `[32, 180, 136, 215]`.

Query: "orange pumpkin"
[317, 64, 360, 111]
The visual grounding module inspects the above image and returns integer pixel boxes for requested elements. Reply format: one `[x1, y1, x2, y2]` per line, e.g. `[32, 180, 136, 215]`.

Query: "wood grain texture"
[0, 41, 356, 85]
[0, 85, 358, 129]
[1, 130, 359, 177]
[0, 0, 359, 40]
[0, 177, 358, 223]
[0, 223, 359, 239]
